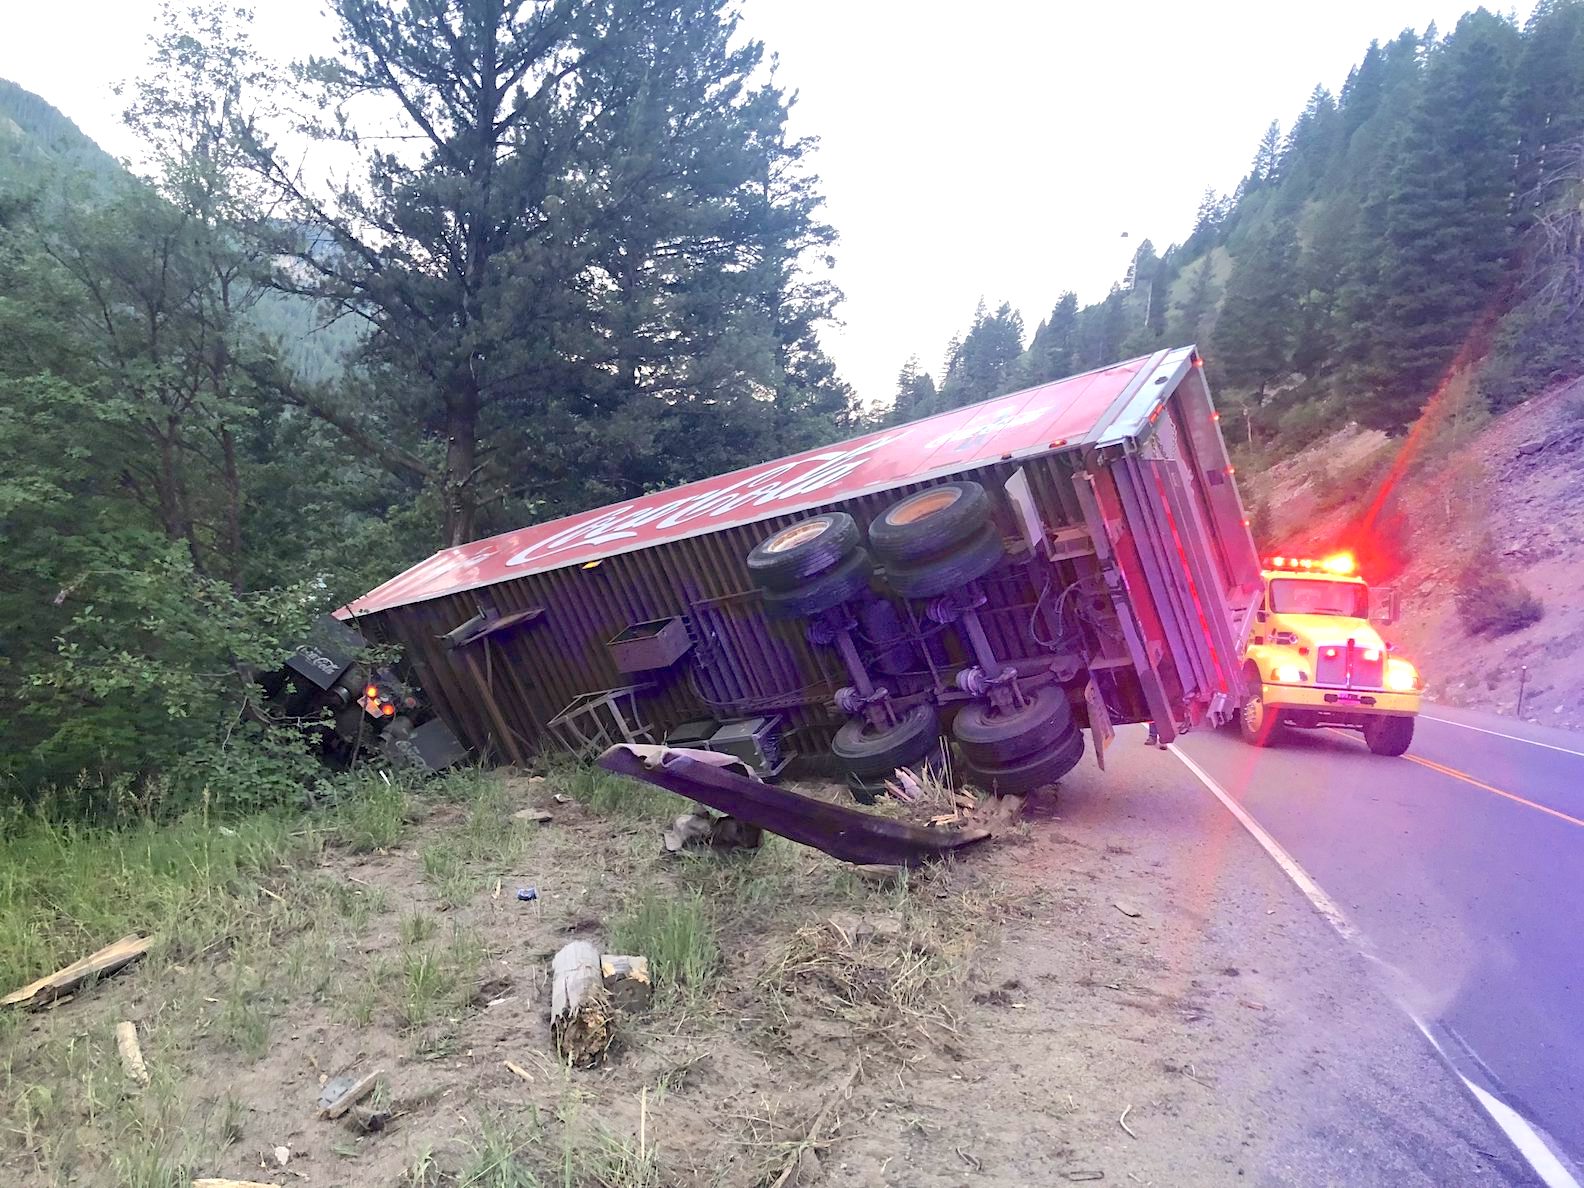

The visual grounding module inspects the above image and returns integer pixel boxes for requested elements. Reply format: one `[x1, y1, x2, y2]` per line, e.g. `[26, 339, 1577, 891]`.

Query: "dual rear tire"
[953, 685, 1084, 795]
[748, 513, 873, 617]
[870, 482, 1006, 599]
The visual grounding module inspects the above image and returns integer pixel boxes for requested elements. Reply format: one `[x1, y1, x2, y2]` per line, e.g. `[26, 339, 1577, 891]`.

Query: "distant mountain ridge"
[0, 78, 122, 180]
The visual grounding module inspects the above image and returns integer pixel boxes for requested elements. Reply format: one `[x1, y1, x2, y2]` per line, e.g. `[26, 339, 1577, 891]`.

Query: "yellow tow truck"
[1238, 552, 1421, 755]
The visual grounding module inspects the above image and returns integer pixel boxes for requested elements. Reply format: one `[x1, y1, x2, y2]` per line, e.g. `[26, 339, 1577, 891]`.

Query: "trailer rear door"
[1073, 349, 1263, 740]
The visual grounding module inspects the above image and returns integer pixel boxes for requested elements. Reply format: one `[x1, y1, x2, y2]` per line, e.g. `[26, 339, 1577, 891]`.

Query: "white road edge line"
[1166, 745, 1357, 941]
[1167, 742, 1583, 1188]
[1420, 713, 1584, 759]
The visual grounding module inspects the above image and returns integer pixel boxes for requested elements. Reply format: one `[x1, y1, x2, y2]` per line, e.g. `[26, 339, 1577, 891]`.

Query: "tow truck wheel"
[870, 481, 992, 565]
[1363, 714, 1414, 757]
[881, 526, 1006, 599]
[747, 513, 861, 592]
[952, 685, 1074, 764]
[832, 703, 940, 778]
[761, 549, 875, 618]
[1238, 684, 1280, 748]
[963, 728, 1085, 796]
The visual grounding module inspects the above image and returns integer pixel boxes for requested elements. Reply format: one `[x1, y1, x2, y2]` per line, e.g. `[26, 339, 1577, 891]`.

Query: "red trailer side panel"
[338, 356, 1156, 618]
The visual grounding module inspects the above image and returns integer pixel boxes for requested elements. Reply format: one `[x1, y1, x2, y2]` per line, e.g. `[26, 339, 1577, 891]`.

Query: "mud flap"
[1083, 678, 1115, 771]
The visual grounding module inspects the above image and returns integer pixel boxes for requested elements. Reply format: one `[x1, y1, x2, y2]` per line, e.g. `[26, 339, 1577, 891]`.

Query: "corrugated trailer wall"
[354, 449, 1120, 767]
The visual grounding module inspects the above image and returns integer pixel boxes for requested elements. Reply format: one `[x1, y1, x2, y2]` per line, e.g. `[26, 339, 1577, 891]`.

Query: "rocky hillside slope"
[1242, 375, 1584, 730]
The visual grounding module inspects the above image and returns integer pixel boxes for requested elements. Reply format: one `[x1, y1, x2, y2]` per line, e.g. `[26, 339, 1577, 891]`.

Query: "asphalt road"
[1174, 704, 1584, 1180]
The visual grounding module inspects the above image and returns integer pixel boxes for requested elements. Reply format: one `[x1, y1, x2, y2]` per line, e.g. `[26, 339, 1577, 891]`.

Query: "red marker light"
[382, 703, 396, 717]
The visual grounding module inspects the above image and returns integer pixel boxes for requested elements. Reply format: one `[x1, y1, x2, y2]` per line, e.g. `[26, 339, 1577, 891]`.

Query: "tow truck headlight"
[1385, 657, 1418, 692]
[1272, 664, 1308, 683]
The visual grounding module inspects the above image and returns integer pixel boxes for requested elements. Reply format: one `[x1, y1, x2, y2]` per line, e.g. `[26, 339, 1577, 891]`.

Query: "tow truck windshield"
[1269, 578, 1369, 618]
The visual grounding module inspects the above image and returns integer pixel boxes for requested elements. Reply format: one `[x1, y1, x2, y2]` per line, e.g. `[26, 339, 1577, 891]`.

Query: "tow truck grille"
[1315, 645, 1384, 689]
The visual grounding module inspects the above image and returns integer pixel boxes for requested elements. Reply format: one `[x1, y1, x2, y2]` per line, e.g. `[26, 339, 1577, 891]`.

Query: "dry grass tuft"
[769, 908, 969, 1049]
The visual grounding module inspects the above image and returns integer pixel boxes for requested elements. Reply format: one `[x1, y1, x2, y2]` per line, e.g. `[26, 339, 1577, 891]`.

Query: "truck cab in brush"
[1238, 552, 1421, 755]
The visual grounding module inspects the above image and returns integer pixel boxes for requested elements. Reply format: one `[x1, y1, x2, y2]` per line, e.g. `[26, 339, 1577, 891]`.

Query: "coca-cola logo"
[503, 435, 902, 567]
[296, 647, 341, 675]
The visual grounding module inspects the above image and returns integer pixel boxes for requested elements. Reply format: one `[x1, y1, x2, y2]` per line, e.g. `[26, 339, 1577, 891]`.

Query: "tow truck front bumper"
[1262, 682, 1420, 725]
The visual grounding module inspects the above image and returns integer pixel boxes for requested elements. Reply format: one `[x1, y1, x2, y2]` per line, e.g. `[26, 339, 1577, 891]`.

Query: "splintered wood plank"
[3, 935, 153, 1009]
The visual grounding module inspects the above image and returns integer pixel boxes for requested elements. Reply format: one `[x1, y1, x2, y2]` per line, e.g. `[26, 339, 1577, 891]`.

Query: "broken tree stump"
[550, 940, 613, 1067]
[3, 935, 153, 1009]
[601, 954, 653, 1011]
[115, 1020, 150, 1085]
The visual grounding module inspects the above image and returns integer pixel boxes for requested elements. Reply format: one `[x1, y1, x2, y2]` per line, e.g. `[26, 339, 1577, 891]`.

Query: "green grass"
[609, 892, 719, 996]
[0, 809, 321, 995]
[550, 760, 672, 818]
[328, 771, 410, 851]
[420, 840, 475, 908]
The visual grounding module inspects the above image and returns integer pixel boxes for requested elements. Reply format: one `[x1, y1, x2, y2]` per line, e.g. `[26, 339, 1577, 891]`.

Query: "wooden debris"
[4, 934, 153, 1009]
[192, 1180, 282, 1188]
[550, 941, 613, 1067]
[316, 1069, 382, 1119]
[115, 1020, 149, 1085]
[967, 792, 1026, 835]
[662, 809, 761, 854]
[504, 1059, 535, 1085]
[512, 807, 552, 823]
[600, 954, 653, 1012]
[768, 1064, 861, 1188]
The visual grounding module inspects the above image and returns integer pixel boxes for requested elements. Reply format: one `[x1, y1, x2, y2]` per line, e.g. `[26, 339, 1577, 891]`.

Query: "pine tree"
[890, 356, 938, 422]
[1362, 10, 1521, 430]
[1246, 120, 1283, 189]
[1024, 292, 1079, 384]
[1212, 218, 1301, 396]
[1511, 0, 1584, 231]
[938, 301, 1025, 408]
[1169, 256, 1219, 345]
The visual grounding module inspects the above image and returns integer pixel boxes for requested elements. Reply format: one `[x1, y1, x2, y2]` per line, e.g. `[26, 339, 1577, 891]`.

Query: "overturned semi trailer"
[336, 345, 1264, 796]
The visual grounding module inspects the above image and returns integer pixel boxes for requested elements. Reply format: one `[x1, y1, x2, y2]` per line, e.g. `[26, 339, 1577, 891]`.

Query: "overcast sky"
[1, 0, 1536, 406]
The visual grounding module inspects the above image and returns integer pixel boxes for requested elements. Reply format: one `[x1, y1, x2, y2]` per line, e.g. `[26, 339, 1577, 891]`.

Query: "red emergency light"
[1262, 551, 1357, 576]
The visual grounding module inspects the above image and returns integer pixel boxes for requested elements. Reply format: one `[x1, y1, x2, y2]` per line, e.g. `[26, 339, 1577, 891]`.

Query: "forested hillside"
[892, 3, 1584, 454]
[0, 0, 858, 807]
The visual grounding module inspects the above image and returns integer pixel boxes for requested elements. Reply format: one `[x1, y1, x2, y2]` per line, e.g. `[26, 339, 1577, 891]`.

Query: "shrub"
[1454, 562, 1544, 637]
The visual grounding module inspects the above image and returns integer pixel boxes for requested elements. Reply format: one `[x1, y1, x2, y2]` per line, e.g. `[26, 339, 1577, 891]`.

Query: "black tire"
[831, 703, 941, 778]
[952, 686, 1075, 765]
[1363, 715, 1414, 756]
[963, 728, 1085, 795]
[746, 513, 861, 592]
[870, 482, 994, 566]
[762, 549, 874, 618]
[1238, 664, 1280, 748]
[881, 526, 1006, 600]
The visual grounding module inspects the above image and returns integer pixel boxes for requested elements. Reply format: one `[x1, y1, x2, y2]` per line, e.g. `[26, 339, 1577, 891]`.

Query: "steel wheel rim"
[886, 488, 959, 526]
[764, 519, 828, 553]
[1243, 693, 1265, 735]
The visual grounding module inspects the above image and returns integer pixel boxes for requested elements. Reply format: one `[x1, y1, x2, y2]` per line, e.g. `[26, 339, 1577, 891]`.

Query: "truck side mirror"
[1369, 586, 1399, 627]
